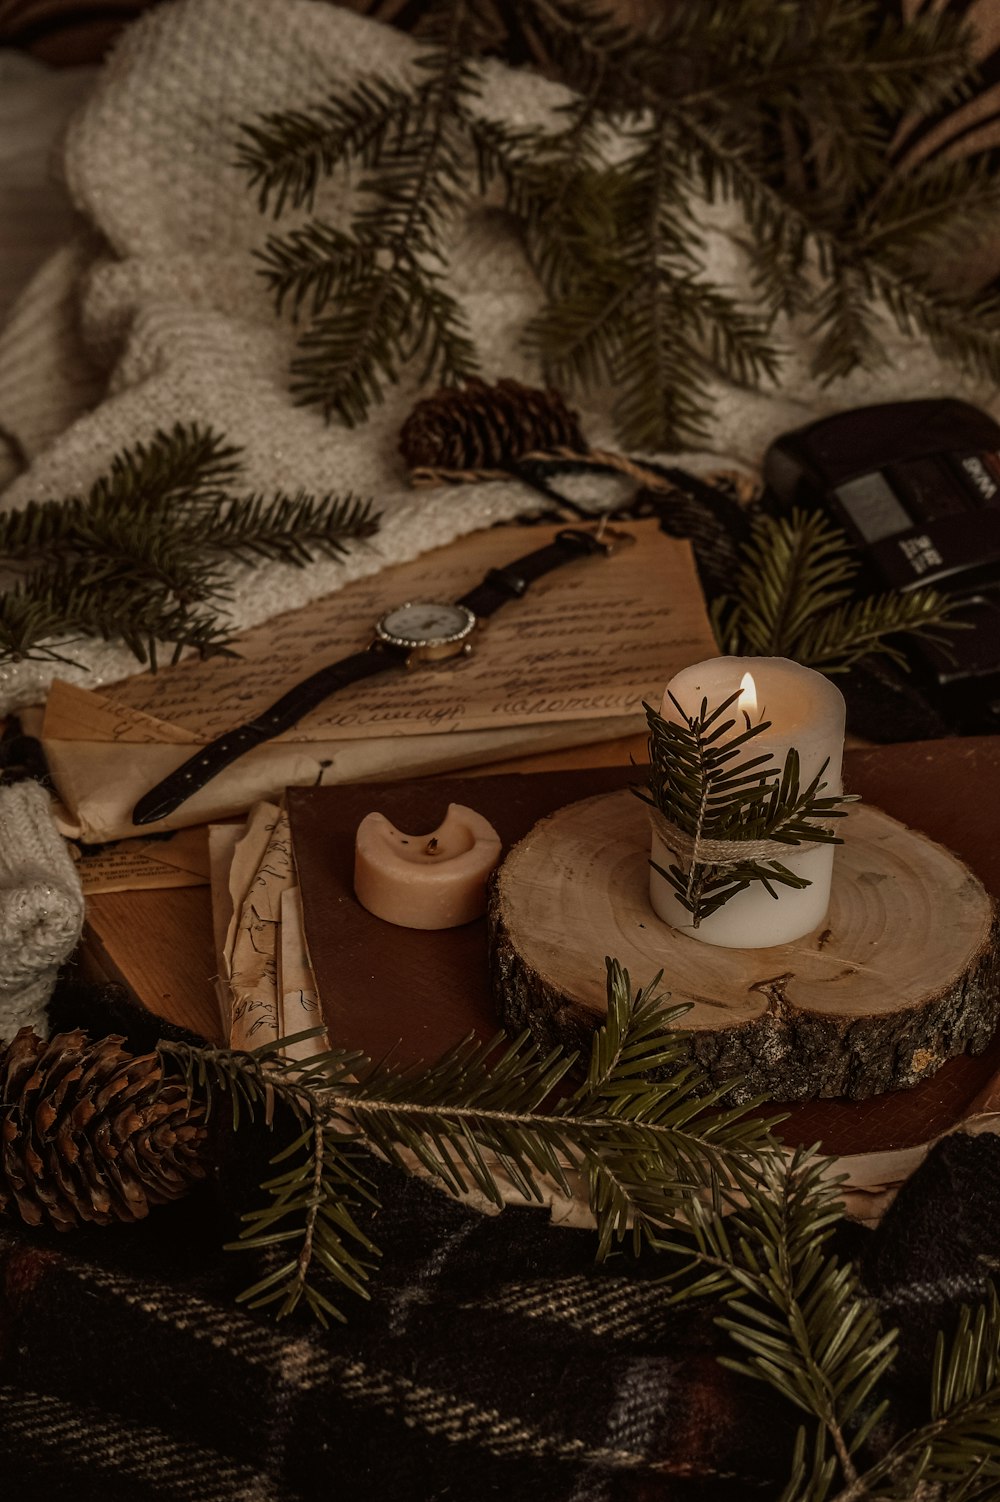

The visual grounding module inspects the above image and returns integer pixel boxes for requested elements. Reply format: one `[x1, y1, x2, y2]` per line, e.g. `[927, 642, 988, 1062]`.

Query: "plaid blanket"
[1, 980, 998, 1501]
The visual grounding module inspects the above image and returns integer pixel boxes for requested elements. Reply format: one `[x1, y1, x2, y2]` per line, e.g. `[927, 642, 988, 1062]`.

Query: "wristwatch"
[131, 523, 634, 825]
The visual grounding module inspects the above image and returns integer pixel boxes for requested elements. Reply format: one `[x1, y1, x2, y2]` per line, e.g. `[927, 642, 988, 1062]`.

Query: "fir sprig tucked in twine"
[637, 691, 856, 927]
[0, 423, 379, 670]
[235, 0, 1000, 448]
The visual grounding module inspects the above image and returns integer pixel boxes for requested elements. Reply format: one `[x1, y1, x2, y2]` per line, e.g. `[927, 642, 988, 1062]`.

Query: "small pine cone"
[0, 1028, 209, 1233]
[399, 377, 588, 476]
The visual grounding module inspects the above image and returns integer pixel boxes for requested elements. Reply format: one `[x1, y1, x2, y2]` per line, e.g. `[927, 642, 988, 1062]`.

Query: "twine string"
[407, 446, 760, 502]
[647, 805, 827, 867]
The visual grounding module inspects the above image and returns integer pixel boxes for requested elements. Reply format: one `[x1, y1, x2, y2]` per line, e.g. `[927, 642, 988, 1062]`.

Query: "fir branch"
[0, 568, 233, 671]
[0, 425, 379, 669]
[661, 1148, 897, 1500]
[713, 508, 961, 674]
[247, 0, 487, 425]
[235, 76, 426, 218]
[639, 692, 853, 925]
[524, 121, 780, 449]
[254, 223, 377, 321]
[844, 1287, 1000, 1499]
[236, 0, 1000, 447]
[161, 962, 778, 1322]
[197, 489, 379, 565]
[234, 1122, 381, 1323]
[664, 1150, 1000, 1500]
[0, 424, 242, 563]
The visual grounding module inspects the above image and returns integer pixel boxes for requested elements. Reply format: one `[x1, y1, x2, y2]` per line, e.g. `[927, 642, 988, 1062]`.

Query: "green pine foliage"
[637, 690, 854, 925]
[0, 423, 379, 671]
[161, 959, 778, 1321]
[163, 960, 1000, 1495]
[712, 508, 959, 673]
[235, 0, 1000, 449]
[663, 1148, 1000, 1500]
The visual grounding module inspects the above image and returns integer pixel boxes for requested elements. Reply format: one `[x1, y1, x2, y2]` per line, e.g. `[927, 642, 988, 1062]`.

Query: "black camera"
[763, 398, 1000, 732]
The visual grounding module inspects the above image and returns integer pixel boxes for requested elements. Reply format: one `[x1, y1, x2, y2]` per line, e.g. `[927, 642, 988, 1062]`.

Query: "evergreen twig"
[161, 960, 778, 1322]
[660, 1150, 1000, 1500]
[0, 423, 379, 669]
[637, 691, 854, 926]
[712, 508, 960, 674]
[236, 0, 1000, 447]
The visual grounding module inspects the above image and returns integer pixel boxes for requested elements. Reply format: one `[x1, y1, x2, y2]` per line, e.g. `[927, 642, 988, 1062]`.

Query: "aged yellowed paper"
[74, 826, 211, 894]
[43, 520, 714, 840]
[46, 520, 713, 743]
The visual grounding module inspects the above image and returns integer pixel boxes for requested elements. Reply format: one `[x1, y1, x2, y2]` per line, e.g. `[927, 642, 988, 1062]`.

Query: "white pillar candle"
[354, 803, 502, 929]
[649, 656, 846, 949]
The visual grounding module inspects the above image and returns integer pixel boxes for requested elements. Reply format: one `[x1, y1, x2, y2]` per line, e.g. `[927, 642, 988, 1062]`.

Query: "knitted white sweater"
[0, 779, 84, 1036]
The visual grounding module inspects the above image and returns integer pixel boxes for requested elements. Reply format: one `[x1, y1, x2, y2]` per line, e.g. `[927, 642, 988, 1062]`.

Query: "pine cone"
[0, 1028, 209, 1232]
[399, 377, 587, 476]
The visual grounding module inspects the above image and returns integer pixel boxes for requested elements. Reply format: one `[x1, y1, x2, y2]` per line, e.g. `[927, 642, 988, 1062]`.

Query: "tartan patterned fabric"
[0, 981, 999, 1500]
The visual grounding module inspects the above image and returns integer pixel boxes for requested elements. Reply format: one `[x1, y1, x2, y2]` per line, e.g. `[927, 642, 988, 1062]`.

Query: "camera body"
[763, 399, 1000, 731]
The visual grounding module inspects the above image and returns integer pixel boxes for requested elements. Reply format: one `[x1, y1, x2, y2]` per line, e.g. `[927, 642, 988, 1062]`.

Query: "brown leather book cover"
[287, 738, 1000, 1155]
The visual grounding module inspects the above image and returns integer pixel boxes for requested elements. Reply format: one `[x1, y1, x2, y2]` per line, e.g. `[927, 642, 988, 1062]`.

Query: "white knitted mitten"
[0, 779, 84, 1038]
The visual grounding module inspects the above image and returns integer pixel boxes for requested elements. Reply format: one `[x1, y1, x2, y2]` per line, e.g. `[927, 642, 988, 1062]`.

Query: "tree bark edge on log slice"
[486, 790, 1000, 1102]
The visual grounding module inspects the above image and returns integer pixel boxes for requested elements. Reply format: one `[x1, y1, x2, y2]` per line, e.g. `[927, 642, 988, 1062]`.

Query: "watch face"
[375, 601, 476, 648]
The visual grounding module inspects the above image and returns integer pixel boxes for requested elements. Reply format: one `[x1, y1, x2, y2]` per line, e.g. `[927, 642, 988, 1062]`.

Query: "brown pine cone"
[0, 1028, 209, 1233]
[399, 377, 587, 476]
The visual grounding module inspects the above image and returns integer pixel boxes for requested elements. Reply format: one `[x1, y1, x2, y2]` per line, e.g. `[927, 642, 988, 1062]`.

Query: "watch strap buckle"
[556, 523, 636, 558]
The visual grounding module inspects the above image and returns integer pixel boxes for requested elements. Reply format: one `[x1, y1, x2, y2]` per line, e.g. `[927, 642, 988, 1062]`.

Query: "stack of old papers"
[40, 520, 718, 843]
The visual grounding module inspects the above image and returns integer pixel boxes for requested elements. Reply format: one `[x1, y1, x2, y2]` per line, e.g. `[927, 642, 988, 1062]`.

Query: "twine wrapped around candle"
[646, 804, 832, 868]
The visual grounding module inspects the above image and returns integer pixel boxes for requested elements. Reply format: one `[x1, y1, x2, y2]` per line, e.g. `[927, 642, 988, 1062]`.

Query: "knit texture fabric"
[0, 779, 83, 1036]
[1, 0, 998, 715]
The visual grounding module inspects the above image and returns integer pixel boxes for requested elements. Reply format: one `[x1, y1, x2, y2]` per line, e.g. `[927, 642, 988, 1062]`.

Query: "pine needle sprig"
[158, 982, 1000, 1491]
[0, 569, 233, 671]
[0, 425, 242, 564]
[522, 117, 782, 449]
[197, 489, 379, 566]
[235, 75, 427, 218]
[0, 424, 379, 669]
[638, 692, 854, 925]
[236, 0, 1000, 447]
[712, 508, 961, 674]
[242, 0, 490, 425]
[660, 1148, 1000, 1500]
[659, 1148, 897, 1501]
[162, 962, 778, 1322]
[254, 223, 378, 321]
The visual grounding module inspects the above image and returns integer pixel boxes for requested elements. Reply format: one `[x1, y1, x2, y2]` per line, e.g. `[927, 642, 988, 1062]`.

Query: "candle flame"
[738, 671, 758, 718]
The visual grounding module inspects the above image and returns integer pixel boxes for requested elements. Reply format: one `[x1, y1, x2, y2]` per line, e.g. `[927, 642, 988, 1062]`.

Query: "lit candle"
[354, 803, 502, 929]
[649, 656, 846, 949]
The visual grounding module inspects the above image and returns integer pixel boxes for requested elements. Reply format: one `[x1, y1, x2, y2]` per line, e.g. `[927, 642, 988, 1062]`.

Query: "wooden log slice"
[487, 790, 1000, 1101]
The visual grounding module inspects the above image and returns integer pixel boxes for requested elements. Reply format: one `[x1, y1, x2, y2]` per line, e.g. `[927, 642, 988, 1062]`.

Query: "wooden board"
[487, 790, 1000, 1101]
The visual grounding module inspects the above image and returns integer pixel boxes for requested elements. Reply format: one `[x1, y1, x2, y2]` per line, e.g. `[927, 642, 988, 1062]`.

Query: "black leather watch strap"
[131, 644, 404, 826]
[131, 524, 631, 827]
[456, 528, 614, 619]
